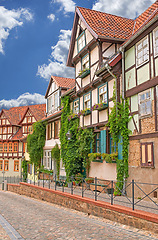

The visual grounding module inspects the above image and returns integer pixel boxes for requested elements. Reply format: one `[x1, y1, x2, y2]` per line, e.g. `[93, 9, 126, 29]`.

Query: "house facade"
[42, 76, 75, 176]
[0, 104, 46, 178]
[121, 1, 158, 186]
[66, 7, 135, 180]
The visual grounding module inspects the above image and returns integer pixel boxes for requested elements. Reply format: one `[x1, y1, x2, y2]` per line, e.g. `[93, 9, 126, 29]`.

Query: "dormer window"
[54, 92, 58, 109]
[77, 31, 86, 52]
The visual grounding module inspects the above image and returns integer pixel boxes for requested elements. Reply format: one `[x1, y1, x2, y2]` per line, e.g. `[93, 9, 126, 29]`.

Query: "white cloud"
[0, 93, 45, 110]
[53, 0, 76, 13]
[0, 6, 33, 54]
[92, 0, 155, 19]
[47, 13, 55, 22]
[37, 29, 75, 80]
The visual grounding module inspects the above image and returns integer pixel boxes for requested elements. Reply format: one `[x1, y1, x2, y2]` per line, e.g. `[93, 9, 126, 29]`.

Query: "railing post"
[82, 178, 84, 198]
[62, 182, 64, 192]
[111, 180, 113, 205]
[49, 174, 50, 189]
[132, 179, 135, 211]
[43, 173, 44, 188]
[71, 176, 73, 195]
[55, 174, 57, 190]
[34, 167, 35, 185]
[95, 177, 97, 201]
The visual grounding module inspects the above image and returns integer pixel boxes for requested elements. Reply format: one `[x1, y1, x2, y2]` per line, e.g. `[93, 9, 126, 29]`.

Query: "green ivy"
[27, 121, 46, 168]
[21, 158, 27, 181]
[60, 96, 94, 179]
[108, 82, 131, 192]
[51, 144, 60, 179]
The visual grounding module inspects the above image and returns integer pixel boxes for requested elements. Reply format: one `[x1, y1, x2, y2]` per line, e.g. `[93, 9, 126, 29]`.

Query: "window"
[28, 117, 31, 123]
[9, 143, 12, 152]
[99, 84, 107, 104]
[8, 127, 12, 134]
[3, 127, 7, 134]
[24, 126, 27, 133]
[2, 119, 5, 125]
[0, 160, 3, 171]
[110, 135, 116, 154]
[73, 99, 79, 114]
[4, 143, 7, 152]
[82, 54, 89, 70]
[47, 97, 52, 112]
[153, 27, 158, 57]
[84, 93, 91, 109]
[14, 143, 18, 152]
[0, 128, 2, 134]
[28, 126, 32, 133]
[96, 133, 100, 153]
[141, 142, 154, 167]
[47, 123, 52, 140]
[54, 121, 60, 139]
[4, 160, 9, 171]
[0, 143, 2, 152]
[54, 92, 58, 109]
[44, 152, 47, 167]
[77, 32, 86, 52]
[14, 161, 19, 172]
[139, 90, 152, 117]
[136, 36, 149, 67]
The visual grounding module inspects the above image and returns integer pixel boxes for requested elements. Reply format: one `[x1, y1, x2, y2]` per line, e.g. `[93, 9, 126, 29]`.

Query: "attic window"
[77, 31, 86, 52]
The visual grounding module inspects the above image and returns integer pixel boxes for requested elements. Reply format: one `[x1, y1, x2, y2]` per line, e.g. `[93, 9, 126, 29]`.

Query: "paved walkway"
[0, 191, 158, 240]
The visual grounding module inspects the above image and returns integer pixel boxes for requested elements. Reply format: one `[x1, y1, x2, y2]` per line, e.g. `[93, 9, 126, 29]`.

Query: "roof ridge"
[77, 6, 134, 21]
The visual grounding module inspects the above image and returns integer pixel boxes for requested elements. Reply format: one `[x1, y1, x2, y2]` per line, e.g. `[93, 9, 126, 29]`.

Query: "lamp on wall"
[66, 130, 72, 140]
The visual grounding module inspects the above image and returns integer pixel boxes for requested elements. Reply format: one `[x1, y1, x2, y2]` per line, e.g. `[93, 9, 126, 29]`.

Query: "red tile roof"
[1, 104, 46, 125]
[133, 0, 158, 34]
[11, 128, 23, 140]
[52, 76, 75, 88]
[77, 7, 134, 40]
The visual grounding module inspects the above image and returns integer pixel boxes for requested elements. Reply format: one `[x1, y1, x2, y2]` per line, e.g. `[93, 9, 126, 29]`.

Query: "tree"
[27, 121, 46, 168]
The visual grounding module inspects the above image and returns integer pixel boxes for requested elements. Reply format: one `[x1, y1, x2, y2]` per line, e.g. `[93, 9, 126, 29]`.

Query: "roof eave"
[121, 12, 158, 50]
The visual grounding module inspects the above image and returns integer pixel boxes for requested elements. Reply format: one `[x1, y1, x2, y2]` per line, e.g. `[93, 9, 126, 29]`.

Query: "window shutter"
[52, 122, 54, 139]
[30, 164, 32, 175]
[100, 130, 106, 154]
[118, 133, 123, 160]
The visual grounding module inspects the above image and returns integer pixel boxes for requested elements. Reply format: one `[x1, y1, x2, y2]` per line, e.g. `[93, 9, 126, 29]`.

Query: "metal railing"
[4, 173, 158, 214]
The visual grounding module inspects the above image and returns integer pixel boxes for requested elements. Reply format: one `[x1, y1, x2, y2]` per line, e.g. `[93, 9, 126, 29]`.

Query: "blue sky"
[0, 0, 155, 110]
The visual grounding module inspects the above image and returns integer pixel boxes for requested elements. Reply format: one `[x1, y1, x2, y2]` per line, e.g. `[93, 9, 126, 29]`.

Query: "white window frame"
[54, 92, 58, 109]
[84, 93, 91, 110]
[138, 89, 152, 118]
[73, 99, 79, 114]
[99, 84, 107, 104]
[77, 32, 86, 52]
[153, 27, 158, 57]
[47, 97, 52, 113]
[136, 36, 149, 68]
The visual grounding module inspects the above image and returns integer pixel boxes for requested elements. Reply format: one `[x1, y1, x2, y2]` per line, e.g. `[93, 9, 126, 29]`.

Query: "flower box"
[97, 103, 108, 111]
[83, 109, 91, 116]
[79, 69, 90, 79]
[92, 159, 103, 163]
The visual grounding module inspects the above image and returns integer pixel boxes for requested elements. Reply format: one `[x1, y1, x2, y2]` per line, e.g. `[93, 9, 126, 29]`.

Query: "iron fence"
[2, 173, 158, 214]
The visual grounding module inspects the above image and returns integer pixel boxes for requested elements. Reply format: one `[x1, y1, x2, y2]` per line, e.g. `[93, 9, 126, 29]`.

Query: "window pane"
[142, 145, 146, 163]
[146, 100, 151, 114]
[147, 145, 152, 163]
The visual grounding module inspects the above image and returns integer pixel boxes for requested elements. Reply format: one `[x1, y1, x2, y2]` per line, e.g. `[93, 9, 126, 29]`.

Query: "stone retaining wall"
[8, 182, 158, 234]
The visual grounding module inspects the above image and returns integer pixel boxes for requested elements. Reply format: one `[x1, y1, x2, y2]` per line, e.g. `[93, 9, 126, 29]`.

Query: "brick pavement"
[0, 191, 158, 240]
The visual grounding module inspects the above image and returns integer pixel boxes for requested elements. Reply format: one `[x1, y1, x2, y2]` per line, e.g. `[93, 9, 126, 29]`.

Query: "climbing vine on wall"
[108, 82, 131, 192]
[60, 96, 94, 179]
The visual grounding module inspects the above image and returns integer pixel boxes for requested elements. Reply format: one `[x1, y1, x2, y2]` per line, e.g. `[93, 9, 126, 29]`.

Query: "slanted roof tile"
[77, 7, 134, 40]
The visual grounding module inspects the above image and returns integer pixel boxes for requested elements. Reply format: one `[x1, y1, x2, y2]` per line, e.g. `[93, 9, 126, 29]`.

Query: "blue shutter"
[100, 130, 106, 154]
[90, 142, 93, 153]
[118, 133, 123, 160]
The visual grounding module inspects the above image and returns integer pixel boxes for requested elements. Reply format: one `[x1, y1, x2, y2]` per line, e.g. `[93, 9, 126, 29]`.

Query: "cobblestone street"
[0, 191, 158, 240]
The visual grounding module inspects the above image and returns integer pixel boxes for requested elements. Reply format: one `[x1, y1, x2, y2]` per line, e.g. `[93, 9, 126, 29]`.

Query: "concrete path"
[0, 191, 157, 240]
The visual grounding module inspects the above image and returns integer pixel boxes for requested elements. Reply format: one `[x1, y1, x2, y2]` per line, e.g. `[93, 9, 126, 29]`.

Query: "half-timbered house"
[0, 104, 46, 178]
[42, 76, 75, 176]
[121, 1, 158, 187]
[66, 7, 134, 180]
